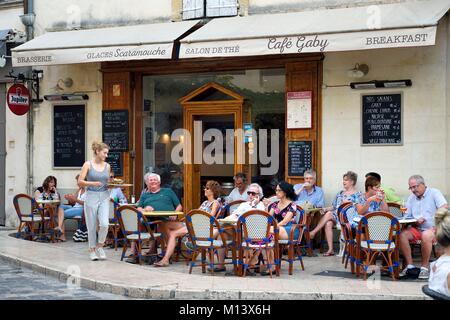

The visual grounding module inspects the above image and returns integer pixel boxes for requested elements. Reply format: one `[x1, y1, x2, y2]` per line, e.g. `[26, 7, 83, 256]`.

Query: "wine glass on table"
[400, 200, 407, 216]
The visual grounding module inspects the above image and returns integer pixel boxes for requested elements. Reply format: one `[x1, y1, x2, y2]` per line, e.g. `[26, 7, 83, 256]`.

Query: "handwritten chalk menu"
[108, 152, 123, 176]
[53, 105, 85, 168]
[362, 94, 402, 145]
[287, 140, 313, 177]
[102, 110, 129, 151]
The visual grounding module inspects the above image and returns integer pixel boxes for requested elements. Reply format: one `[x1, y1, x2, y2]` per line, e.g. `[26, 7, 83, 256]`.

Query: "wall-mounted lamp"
[347, 63, 369, 78]
[44, 93, 89, 101]
[52, 77, 74, 92]
[350, 79, 412, 89]
[0, 55, 11, 68]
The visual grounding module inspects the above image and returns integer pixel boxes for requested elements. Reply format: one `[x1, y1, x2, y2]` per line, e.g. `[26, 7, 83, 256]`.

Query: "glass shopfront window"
[142, 68, 285, 201]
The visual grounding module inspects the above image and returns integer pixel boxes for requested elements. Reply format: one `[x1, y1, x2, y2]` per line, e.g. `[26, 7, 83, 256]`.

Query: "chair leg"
[137, 241, 142, 265]
[288, 245, 294, 275]
[201, 249, 206, 273]
[231, 245, 237, 275]
[342, 242, 347, 265]
[295, 245, 305, 271]
[113, 227, 118, 251]
[121, 239, 128, 261]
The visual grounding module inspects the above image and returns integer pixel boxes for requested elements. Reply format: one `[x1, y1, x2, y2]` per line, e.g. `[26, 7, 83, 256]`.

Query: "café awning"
[12, 20, 200, 67]
[180, 1, 450, 58]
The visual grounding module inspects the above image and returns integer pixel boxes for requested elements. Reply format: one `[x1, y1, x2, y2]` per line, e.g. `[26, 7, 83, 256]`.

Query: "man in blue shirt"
[399, 175, 448, 280]
[293, 169, 324, 208]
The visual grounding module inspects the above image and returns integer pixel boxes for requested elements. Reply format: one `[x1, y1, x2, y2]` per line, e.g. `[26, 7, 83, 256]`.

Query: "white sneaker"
[89, 251, 99, 261]
[418, 267, 429, 280]
[96, 247, 107, 260]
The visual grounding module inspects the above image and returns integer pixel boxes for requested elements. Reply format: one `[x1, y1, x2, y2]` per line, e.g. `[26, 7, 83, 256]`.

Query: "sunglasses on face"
[247, 191, 257, 196]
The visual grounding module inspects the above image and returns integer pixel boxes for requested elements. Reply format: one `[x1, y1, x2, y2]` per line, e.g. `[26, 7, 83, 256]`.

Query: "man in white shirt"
[231, 183, 266, 217]
[226, 172, 249, 213]
[399, 175, 448, 280]
[213, 183, 265, 272]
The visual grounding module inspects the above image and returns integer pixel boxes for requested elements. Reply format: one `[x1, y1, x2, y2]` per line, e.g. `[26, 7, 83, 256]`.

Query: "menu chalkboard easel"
[108, 152, 123, 176]
[102, 110, 129, 151]
[362, 93, 402, 145]
[287, 140, 313, 177]
[53, 104, 85, 168]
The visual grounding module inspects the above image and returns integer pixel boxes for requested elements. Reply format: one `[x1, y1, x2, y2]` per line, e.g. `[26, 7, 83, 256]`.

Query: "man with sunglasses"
[230, 183, 266, 217]
[399, 175, 448, 279]
[214, 183, 265, 272]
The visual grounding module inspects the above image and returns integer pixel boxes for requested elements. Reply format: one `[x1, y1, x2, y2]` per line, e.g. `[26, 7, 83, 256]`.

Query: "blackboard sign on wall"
[53, 104, 85, 168]
[362, 93, 402, 145]
[287, 140, 313, 177]
[108, 152, 123, 177]
[102, 110, 129, 151]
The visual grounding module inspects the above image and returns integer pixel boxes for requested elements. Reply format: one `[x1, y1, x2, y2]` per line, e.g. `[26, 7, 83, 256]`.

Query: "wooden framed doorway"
[179, 82, 248, 211]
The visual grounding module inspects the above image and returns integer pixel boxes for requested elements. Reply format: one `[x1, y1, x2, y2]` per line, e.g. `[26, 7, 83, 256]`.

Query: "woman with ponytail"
[428, 208, 450, 297]
[78, 141, 111, 261]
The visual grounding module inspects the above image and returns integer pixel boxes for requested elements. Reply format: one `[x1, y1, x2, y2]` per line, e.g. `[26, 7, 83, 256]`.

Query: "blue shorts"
[283, 223, 300, 240]
[59, 204, 72, 211]
[64, 207, 83, 219]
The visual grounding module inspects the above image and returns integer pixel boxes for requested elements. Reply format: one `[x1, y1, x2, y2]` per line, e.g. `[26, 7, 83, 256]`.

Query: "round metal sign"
[7, 84, 31, 116]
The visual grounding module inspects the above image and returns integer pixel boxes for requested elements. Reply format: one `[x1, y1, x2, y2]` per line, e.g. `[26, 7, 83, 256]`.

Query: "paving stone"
[0, 260, 132, 300]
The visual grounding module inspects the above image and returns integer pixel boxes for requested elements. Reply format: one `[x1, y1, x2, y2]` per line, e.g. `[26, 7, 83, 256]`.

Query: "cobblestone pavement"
[0, 261, 132, 300]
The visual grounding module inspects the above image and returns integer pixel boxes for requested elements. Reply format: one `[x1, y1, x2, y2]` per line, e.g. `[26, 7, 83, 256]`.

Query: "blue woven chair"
[355, 211, 400, 280]
[218, 199, 247, 219]
[422, 285, 450, 300]
[107, 199, 123, 250]
[13, 194, 48, 240]
[116, 205, 162, 265]
[237, 210, 279, 278]
[185, 209, 237, 275]
[277, 206, 307, 275]
[337, 203, 358, 273]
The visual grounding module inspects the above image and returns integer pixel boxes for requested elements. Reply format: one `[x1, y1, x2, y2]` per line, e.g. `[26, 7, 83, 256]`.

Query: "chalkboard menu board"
[362, 94, 402, 145]
[287, 140, 313, 177]
[53, 105, 85, 168]
[108, 152, 123, 176]
[102, 110, 129, 151]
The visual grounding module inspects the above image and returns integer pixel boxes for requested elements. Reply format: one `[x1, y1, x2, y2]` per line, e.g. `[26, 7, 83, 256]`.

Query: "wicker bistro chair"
[13, 194, 49, 240]
[116, 205, 162, 265]
[184, 209, 237, 275]
[277, 206, 307, 275]
[218, 199, 247, 219]
[107, 199, 124, 250]
[355, 212, 401, 280]
[237, 210, 280, 278]
[387, 202, 404, 218]
[337, 203, 359, 273]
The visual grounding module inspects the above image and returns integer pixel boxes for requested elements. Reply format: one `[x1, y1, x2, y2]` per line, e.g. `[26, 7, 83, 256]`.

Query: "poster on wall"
[287, 91, 312, 129]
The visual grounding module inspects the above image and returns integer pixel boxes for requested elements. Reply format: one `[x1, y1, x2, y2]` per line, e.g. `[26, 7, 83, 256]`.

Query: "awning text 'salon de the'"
[179, 0, 449, 58]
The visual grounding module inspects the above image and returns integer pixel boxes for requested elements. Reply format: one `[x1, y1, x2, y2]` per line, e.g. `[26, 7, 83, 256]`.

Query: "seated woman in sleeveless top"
[154, 181, 221, 267]
[199, 180, 222, 217]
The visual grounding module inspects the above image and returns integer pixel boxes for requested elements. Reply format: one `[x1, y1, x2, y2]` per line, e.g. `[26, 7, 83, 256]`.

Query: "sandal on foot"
[154, 261, 170, 267]
[323, 252, 335, 257]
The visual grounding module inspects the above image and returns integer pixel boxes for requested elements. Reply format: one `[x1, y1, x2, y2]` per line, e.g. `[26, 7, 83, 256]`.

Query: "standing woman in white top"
[78, 141, 111, 261]
[428, 208, 450, 297]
